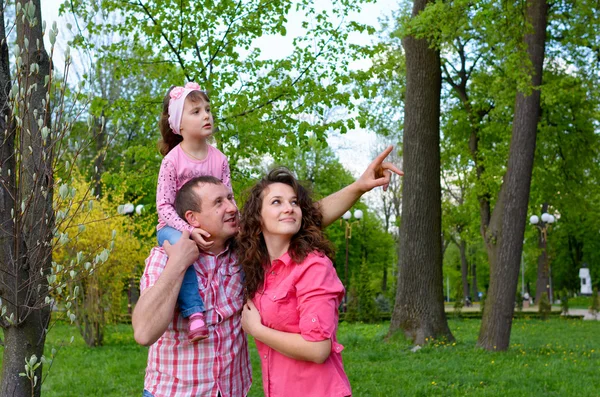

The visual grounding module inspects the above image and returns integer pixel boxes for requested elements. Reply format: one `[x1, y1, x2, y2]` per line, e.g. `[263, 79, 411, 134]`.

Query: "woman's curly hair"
[237, 167, 334, 300]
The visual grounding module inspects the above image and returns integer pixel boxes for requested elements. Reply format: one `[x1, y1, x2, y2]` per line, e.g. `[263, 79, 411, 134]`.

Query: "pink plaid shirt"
[140, 246, 251, 397]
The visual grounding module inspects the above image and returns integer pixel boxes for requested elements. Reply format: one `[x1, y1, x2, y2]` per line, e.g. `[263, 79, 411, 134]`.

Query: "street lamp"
[117, 202, 145, 314]
[530, 212, 556, 304]
[118, 203, 144, 216]
[341, 209, 363, 311]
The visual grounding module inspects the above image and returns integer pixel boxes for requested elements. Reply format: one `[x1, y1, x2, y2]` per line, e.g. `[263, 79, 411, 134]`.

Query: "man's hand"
[191, 227, 215, 251]
[163, 230, 199, 270]
[355, 145, 404, 193]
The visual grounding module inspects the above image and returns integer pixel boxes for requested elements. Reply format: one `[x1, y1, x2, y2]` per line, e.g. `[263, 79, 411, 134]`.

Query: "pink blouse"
[156, 144, 232, 233]
[252, 251, 351, 397]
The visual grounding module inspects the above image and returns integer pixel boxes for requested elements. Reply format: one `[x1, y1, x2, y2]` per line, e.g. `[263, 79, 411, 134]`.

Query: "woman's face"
[260, 182, 302, 241]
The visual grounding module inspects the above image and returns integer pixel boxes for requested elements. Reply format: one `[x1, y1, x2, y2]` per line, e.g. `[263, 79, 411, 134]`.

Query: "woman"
[239, 167, 351, 397]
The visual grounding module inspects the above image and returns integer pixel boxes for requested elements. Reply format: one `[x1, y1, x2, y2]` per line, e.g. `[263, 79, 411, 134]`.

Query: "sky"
[40, 0, 402, 201]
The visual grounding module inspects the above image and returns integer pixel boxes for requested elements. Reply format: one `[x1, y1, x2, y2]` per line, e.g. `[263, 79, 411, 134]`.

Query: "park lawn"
[0, 318, 598, 396]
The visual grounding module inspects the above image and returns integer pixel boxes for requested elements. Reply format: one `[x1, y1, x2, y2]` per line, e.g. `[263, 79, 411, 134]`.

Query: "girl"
[238, 168, 351, 397]
[156, 82, 232, 342]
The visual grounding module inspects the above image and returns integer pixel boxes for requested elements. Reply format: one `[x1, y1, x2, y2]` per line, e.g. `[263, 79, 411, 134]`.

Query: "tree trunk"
[535, 202, 550, 304]
[471, 255, 479, 301]
[460, 240, 469, 302]
[0, 1, 54, 395]
[477, 0, 548, 351]
[93, 117, 106, 198]
[389, 0, 453, 344]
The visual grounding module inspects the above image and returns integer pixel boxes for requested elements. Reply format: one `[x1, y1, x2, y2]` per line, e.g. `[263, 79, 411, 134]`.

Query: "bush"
[515, 291, 523, 312]
[560, 288, 569, 315]
[375, 294, 391, 313]
[538, 292, 551, 320]
[590, 288, 599, 319]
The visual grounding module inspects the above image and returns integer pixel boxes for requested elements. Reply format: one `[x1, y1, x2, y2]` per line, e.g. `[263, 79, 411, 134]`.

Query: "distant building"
[579, 268, 592, 295]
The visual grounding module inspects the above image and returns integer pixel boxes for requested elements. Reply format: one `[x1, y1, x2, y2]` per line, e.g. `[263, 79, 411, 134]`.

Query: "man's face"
[194, 183, 238, 242]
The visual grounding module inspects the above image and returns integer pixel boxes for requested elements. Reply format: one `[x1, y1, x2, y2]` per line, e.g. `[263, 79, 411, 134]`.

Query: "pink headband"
[168, 82, 203, 135]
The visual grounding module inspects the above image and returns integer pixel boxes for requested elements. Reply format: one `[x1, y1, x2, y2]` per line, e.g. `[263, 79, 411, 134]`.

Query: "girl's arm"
[242, 300, 331, 363]
[157, 159, 194, 233]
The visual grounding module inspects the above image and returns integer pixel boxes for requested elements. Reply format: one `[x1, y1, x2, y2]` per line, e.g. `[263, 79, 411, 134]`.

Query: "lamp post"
[530, 211, 556, 304]
[341, 209, 363, 311]
[118, 202, 144, 314]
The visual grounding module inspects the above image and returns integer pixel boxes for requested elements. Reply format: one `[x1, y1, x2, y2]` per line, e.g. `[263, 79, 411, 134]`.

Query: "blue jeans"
[142, 391, 153, 397]
[157, 226, 205, 317]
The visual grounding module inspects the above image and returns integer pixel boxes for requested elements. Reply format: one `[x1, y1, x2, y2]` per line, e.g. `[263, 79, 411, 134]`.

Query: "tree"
[389, 0, 453, 345]
[63, 0, 379, 170]
[0, 2, 113, 394]
[477, 0, 549, 351]
[0, 1, 54, 394]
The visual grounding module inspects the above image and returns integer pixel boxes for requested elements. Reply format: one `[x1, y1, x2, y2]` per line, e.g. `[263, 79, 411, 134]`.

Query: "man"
[133, 146, 403, 397]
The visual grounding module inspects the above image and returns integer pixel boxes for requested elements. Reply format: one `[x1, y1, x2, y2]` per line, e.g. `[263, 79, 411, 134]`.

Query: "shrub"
[560, 288, 569, 315]
[590, 288, 599, 319]
[538, 292, 551, 320]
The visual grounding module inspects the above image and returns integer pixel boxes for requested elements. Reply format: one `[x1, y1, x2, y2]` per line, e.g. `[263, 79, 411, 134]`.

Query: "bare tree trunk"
[471, 255, 479, 301]
[0, 1, 53, 395]
[478, 0, 548, 351]
[460, 240, 469, 302]
[389, 0, 453, 344]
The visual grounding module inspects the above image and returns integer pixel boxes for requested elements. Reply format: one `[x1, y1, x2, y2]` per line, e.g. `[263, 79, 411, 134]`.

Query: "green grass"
[1, 319, 599, 396]
[567, 296, 593, 309]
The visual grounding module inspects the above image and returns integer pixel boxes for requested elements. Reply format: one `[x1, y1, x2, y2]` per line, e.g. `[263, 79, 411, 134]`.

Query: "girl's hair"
[237, 167, 334, 299]
[158, 86, 211, 156]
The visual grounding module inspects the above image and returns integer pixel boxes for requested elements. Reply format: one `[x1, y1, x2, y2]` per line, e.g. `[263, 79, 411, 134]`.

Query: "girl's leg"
[157, 226, 182, 246]
[177, 265, 206, 317]
[157, 227, 207, 341]
[178, 266, 208, 341]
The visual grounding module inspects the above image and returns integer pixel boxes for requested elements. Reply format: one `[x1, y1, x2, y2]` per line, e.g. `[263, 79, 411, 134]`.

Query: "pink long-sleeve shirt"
[156, 144, 232, 233]
[252, 251, 351, 397]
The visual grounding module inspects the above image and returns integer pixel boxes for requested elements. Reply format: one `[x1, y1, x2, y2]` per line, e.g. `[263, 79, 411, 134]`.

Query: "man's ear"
[185, 210, 201, 228]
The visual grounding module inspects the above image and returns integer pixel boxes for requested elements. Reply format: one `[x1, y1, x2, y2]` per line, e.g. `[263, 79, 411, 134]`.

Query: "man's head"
[175, 176, 239, 243]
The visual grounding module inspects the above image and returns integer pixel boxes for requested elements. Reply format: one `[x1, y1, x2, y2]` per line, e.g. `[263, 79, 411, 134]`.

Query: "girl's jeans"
[157, 226, 205, 317]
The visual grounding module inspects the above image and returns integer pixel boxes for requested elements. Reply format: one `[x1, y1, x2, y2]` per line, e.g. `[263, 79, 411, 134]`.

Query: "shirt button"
[311, 318, 316, 322]
[273, 295, 276, 299]
[271, 271, 275, 275]
[263, 354, 267, 358]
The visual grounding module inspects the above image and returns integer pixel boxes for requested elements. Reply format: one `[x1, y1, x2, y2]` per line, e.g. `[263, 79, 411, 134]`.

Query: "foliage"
[62, 0, 381, 172]
[53, 172, 154, 346]
[560, 288, 569, 315]
[453, 296, 464, 318]
[538, 292, 551, 321]
[374, 294, 391, 313]
[515, 291, 523, 312]
[0, 3, 121, 394]
[590, 288, 600, 319]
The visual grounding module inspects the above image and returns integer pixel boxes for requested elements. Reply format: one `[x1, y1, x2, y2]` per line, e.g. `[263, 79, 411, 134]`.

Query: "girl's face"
[179, 97, 213, 140]
[260, 183, 302, 242]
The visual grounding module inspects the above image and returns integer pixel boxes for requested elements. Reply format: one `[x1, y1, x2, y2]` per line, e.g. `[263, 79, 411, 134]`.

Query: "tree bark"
[477, 0, 548, 351]
[389, 0, 453, 344]
[459, 240, 469, 302]
[471, 254, 479, 301]
[0, 1, 53, 395]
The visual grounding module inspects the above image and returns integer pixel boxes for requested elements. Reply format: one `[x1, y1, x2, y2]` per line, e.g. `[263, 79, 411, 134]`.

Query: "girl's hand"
[191, 227, 214, 251]
[241, 300, 264, 337]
